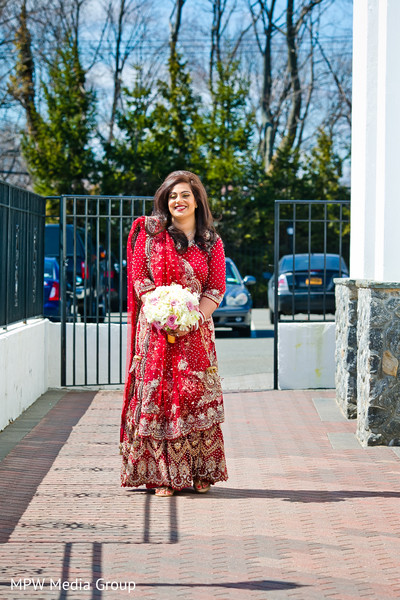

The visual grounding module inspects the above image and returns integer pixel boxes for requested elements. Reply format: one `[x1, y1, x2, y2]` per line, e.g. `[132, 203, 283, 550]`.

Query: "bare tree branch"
[170, 0, 186, 55]
[297, 22, 315, 149]
[295, 0, 323, 35]
[317, 37, 352, 113]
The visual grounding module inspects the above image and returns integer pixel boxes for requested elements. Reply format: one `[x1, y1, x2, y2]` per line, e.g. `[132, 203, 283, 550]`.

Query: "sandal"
[155, 487, 174, 498]
[193, 479, 211, 494]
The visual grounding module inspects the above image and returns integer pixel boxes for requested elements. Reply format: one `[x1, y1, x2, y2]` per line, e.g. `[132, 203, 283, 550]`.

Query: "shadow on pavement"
[211, 487, 400, 503]
[0, 576, 304, 595]
[136, 580, 304, 591]
[0, 391, 96, 544]
[129, 486, 400, 504]
[126, 490, 179, 544]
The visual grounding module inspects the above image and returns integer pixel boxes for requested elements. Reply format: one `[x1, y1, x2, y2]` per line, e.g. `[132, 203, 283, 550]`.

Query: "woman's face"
[168, 182, 197, 222]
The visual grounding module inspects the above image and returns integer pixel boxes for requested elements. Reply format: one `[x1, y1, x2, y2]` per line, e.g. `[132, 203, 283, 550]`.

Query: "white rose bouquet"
[142, 283, 201, 343]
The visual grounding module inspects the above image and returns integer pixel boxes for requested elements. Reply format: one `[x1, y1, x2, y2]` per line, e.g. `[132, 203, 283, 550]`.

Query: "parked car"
[213, 258, 256, 337]
[43, 257, 75, 321]
[267, 253, 349, 323]
[44, 224, 108, 322]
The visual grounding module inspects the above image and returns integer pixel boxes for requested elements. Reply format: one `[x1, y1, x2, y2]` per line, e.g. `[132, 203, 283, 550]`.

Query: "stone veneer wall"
[335, 280, 358, 418]
[356, 282, 400, 447]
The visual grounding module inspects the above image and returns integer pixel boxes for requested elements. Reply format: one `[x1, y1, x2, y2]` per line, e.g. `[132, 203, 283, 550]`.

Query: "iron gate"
[0, 182, 45, 329]
[273, 199, 350, 389]
[58, 195, 153, 386]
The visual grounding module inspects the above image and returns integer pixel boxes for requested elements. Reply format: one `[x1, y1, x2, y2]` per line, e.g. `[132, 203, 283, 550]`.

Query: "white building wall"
[374, 0, 400, 281]
[0, 320, 48, 431]
[351, 0, 400, 282]
[0, 320, 128, 430]
[350, 0, 378, 279]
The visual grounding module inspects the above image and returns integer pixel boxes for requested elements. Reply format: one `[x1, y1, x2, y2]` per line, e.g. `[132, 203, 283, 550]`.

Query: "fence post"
[273, 200, 279, 390]
[59, 196, 67, 387]
[5, 186, 10, 328]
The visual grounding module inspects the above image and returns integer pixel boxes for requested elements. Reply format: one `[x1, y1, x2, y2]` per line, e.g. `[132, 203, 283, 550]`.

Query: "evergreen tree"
[304, 128, 349, 201]
[200, 61, 256, 237]
[148, 50, 203, 177]
[101, 52, 202, 195]
[303, 128, 350, 256]
[238, 145, 310, 306]
[21, 34, 96, 197]
[101, 74, 157, 196]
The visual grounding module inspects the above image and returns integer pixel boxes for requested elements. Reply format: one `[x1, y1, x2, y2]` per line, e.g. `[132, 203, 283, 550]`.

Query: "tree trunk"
[8, 1, 39, 137]
[276, 0, 302, 155]
[261, 13, 274, 172]
[169, 0, 185, 56]
[108, 0, 125, 143]
[169, 0, 186, 90]
[209, 0, 223, 96]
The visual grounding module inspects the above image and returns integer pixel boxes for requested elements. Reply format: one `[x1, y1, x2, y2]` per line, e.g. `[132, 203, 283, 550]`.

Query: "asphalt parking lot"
[215, 309, 274, 392]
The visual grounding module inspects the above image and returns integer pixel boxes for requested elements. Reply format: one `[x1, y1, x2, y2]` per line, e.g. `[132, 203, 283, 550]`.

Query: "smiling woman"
[120, 170, 229, 498]
[168, 183, 198, 235]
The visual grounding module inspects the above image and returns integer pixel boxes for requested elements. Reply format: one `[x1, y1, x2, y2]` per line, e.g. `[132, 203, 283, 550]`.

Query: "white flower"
[143, 284, 200, 333]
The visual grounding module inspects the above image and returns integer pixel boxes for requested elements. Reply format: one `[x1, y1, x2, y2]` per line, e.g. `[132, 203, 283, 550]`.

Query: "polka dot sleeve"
[132, 227, 156, 299]
[202, 237, 226, 306]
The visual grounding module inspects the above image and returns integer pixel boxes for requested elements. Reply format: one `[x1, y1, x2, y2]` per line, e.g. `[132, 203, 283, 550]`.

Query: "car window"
[45, 226, 88, 258]
[226, 261, 241, 284]
[44, 228, 60, 256]
[280, 254, 347, 272]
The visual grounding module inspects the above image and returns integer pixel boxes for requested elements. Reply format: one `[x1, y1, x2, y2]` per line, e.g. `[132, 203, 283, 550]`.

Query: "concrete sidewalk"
[0, 388, 400, 600]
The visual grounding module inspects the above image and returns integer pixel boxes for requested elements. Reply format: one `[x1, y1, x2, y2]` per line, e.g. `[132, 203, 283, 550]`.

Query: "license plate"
[306, 277, 323, 285]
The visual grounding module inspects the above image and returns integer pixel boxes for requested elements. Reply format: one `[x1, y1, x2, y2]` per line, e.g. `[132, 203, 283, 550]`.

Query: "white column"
[350, 0, 400, 282]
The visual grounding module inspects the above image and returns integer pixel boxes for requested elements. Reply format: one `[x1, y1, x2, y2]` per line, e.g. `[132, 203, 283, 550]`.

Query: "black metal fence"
[0, 182, 45, 329]
[273, 199, 350, 389]
[58, 195, 153, 386]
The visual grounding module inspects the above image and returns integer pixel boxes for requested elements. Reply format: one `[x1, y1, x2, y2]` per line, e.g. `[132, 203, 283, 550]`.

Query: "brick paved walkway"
[0, 389, 400, 600]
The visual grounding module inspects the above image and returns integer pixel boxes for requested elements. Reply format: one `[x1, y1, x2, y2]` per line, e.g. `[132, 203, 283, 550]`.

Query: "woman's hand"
[170, 326, 190, 338]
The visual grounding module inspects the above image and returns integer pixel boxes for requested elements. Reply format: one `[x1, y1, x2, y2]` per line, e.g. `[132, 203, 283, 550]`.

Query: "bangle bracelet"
[199, 309, 206, 323]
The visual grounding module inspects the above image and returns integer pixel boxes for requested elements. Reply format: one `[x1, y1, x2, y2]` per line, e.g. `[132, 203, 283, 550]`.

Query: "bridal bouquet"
[143, 283, 201, 343]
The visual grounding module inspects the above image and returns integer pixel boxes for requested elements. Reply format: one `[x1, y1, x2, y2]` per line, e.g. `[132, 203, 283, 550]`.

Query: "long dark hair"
[147, 170, 218, 254]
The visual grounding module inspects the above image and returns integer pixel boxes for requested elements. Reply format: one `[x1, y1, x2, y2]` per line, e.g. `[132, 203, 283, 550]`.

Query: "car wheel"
[238, 326, 251, 337]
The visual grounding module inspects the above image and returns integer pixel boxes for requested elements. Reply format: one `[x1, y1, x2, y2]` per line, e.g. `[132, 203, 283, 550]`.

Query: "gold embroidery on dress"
[120, 424, 228, 489]
[182, 257, 202, 294]
[203, 289, 224, 304]
[142, 379, 161, 414]
[129, 354, 142, 373]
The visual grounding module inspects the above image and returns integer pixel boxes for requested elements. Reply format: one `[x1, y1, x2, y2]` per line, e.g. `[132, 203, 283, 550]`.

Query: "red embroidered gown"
[120, 217, 228, 490]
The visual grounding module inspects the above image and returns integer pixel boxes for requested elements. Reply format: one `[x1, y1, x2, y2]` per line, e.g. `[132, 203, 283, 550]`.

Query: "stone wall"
[335, 279, 400, 446]
[356, 282, 400, 447]
[335, 280, 358, 418]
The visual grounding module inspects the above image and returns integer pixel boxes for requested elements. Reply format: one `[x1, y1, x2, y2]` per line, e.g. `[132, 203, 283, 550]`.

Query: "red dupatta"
[120, 216, 189, 443]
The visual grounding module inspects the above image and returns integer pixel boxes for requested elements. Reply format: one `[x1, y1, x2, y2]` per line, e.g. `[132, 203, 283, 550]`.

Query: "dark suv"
[44, 224, 107, 321]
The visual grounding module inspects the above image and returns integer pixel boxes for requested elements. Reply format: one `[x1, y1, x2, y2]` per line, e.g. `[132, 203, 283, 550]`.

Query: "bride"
[120, 170, 228, 497]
